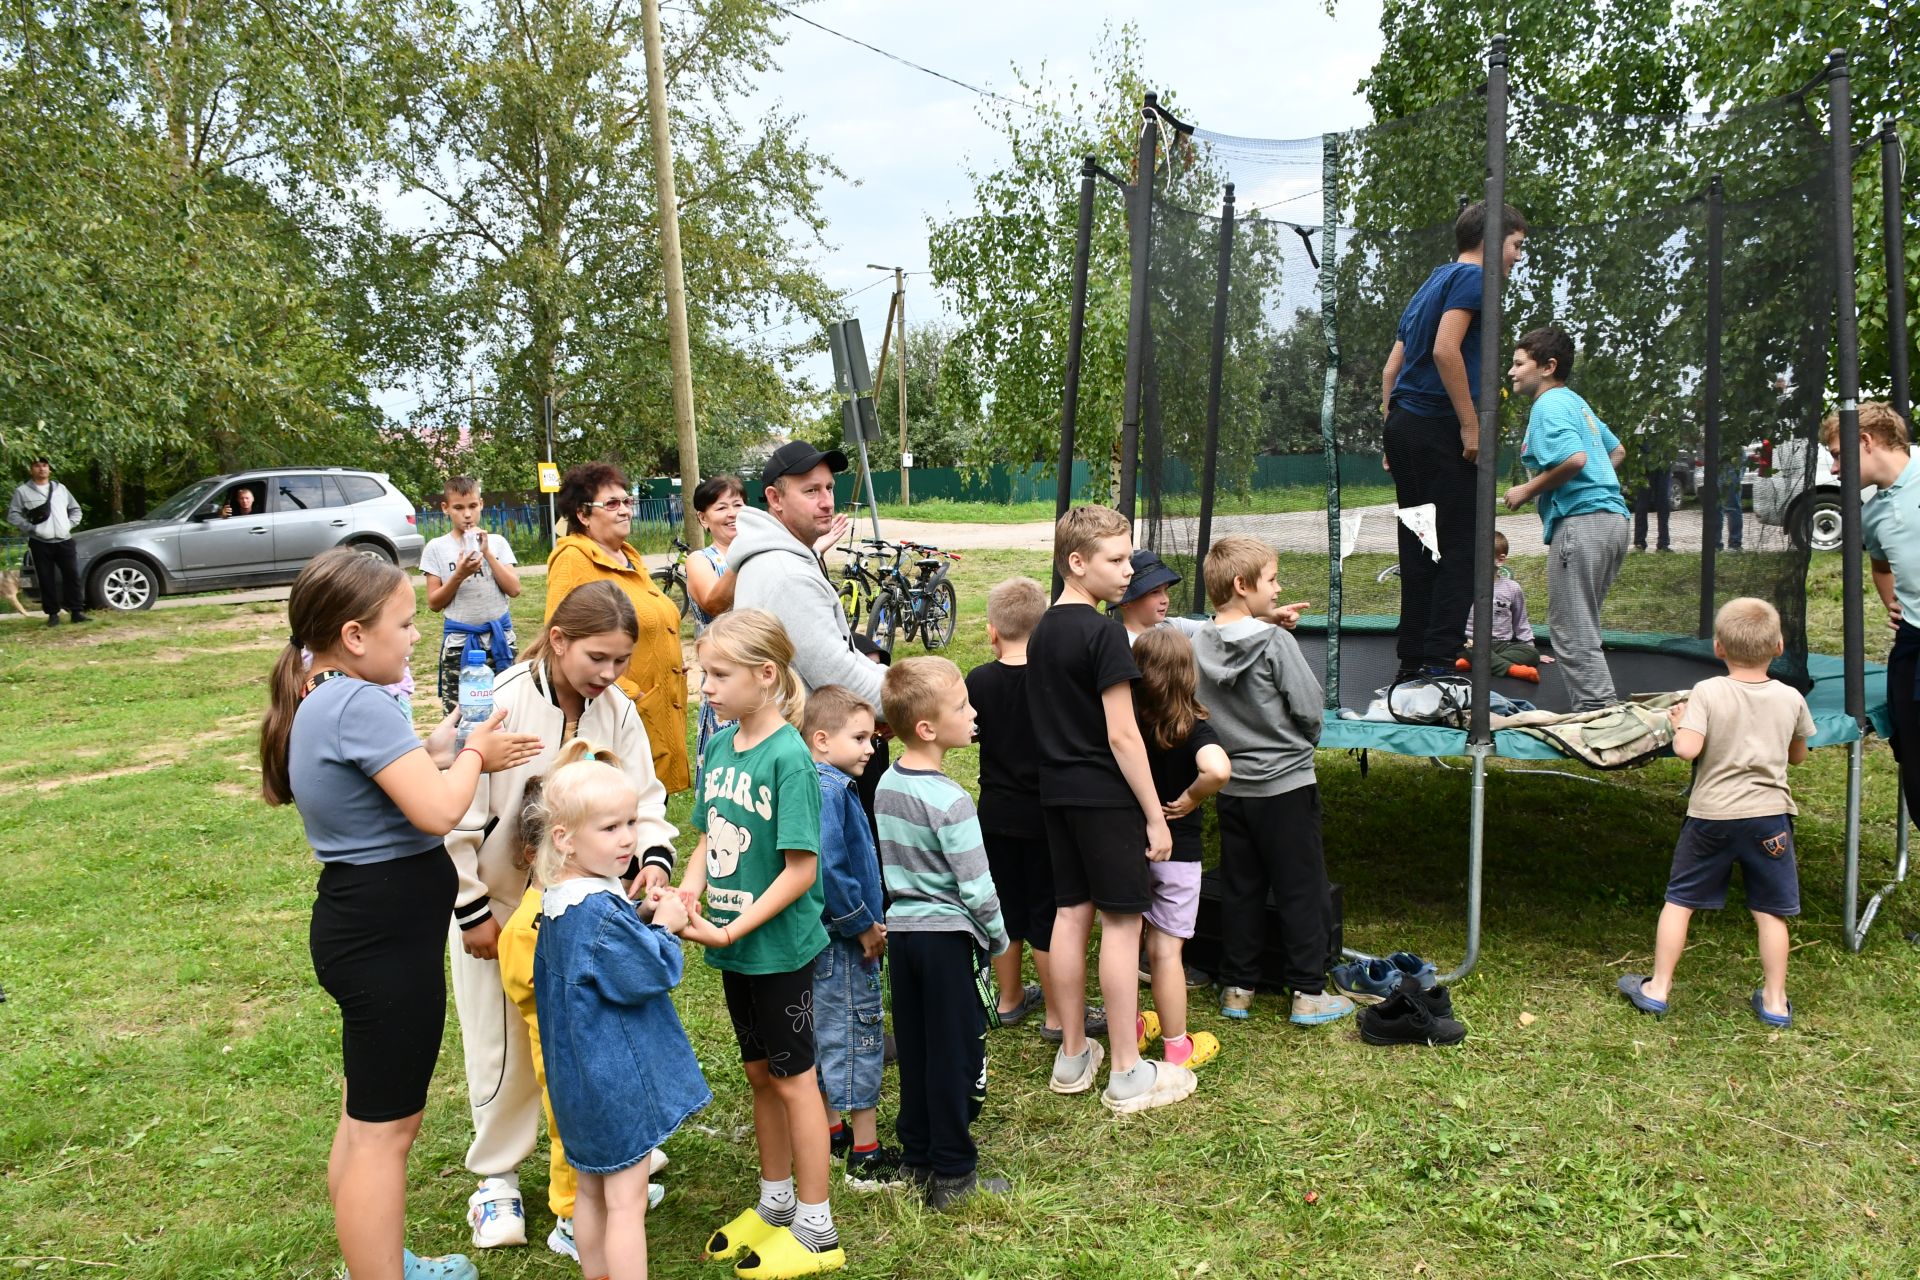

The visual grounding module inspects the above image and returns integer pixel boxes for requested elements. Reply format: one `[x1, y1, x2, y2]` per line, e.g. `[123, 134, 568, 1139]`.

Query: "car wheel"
[93, 557, 159, 611]
[1789, 494, 1845, 553]
[350, 540, 397, 564]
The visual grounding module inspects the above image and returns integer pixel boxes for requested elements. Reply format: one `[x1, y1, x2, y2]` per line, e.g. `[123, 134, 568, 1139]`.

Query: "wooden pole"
[639, 0, 701, 546]
[896, 266, 909, 506]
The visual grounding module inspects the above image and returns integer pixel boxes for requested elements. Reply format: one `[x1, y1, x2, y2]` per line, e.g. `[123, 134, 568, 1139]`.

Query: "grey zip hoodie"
[728, 505, 885, 711]
[1191, 616, 1324, 797]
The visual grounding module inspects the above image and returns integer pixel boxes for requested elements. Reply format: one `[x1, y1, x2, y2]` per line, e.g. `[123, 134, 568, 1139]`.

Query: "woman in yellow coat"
[544, 462, 690, 794]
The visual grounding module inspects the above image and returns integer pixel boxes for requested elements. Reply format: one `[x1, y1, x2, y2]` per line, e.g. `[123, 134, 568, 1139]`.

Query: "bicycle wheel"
[838, 575, 868, 628]
[653, 569, 689, 618]
[867, 589, 899, 653]
[922, 580, 958, 651]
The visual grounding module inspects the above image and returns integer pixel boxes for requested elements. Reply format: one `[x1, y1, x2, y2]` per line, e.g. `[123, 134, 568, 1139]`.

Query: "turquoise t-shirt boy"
[1520, 385, 1629, 544]
[694, 721, 828, 975]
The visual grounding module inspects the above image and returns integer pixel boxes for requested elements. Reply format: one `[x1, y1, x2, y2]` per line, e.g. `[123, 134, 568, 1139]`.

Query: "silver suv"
[25, 468, 424, 611]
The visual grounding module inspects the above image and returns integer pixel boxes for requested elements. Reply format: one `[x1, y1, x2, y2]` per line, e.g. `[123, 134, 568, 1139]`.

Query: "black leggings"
[310, 847, 456, 1122]
[1216, 788, 1333, 995]
[1384, 407, 1479, 666]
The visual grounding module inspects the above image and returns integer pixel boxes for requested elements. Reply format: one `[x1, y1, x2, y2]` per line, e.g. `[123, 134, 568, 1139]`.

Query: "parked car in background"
[1752, 439, 1918, 553]
[22, 468, 423, 611]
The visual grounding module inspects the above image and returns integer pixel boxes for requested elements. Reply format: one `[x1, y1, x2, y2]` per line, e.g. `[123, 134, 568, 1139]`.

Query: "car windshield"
[145, 480, 222, 521]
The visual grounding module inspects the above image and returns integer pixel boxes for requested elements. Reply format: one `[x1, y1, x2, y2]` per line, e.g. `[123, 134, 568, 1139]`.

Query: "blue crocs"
[1386, 952, 1438, 990]
[1616, 974, 1669, 1017]
[1331, 957, 1400, 1004]
[403, 1249, 478, 1280]
[1750, 989, 1792, 1029]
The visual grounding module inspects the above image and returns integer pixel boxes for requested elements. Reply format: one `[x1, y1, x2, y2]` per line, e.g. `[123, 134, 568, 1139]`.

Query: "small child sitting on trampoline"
[1456, 532, 1550, 681]
[1617, 597, 1813, 1029]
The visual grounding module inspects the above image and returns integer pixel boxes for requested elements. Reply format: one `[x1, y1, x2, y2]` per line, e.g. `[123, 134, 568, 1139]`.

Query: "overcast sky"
[746, 0, 1385, 388]
[374, 1, 1386, 423]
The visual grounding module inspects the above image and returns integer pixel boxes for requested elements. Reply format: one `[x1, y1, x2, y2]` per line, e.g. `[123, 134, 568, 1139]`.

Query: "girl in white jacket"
[444, 581, 680, 1255]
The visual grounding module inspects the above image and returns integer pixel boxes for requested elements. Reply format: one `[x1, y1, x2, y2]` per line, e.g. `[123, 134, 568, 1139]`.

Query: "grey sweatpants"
[1547, 511, 1629, 711]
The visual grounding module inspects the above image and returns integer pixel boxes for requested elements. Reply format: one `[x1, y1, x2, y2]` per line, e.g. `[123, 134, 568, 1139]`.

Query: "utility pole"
[640, 0, 702, 546]
[868, 264, 909, 506]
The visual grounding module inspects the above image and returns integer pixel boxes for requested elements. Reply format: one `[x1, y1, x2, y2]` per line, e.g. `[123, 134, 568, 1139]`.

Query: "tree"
[868, 323, 976, 472]
[928, 24, 1285, 499]
[376, 0, 842, 492]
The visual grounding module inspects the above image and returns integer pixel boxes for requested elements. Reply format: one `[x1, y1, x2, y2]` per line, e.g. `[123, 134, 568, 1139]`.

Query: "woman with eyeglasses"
[545, 462, 691, 795]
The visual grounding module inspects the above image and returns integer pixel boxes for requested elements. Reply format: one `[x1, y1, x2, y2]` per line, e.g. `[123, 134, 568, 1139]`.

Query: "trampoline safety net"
[1127, 83, 1833, 706]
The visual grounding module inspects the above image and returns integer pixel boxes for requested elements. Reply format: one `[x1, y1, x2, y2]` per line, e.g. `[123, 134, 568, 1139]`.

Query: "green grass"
[869, 486, 1399, 526]
[3, 555, 1919, 1277]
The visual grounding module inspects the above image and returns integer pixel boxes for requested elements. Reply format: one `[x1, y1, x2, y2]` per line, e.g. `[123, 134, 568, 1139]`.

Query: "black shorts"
[1665, 815, 1801, 917]
[1043, 805, 1152, 915]
[309, 847, 456, 1122]
[983, 831, 1056, 949]
[722, 964, 818, 1078]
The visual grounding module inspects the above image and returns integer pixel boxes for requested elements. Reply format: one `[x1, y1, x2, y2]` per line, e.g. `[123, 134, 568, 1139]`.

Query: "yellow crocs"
[1135, 1010, 1161, 1054]
[704, 1207, 779, 1262]
[1168, 1030, 1220, 1070]
[733, 1226, 846, 1278]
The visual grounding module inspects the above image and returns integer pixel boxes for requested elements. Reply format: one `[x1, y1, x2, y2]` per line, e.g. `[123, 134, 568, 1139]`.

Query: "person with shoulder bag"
[6, 458, 87, 625]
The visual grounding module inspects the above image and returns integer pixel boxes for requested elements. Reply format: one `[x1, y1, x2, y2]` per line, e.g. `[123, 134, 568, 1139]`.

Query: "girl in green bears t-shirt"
[677, 609, 844, 1276]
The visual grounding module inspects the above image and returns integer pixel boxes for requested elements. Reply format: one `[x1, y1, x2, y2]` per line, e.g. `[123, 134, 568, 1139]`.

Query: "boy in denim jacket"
[804, 685, 900, 1189]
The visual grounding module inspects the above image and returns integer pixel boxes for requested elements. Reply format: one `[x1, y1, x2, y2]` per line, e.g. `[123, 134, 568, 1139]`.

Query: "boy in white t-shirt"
[422, 475, 523, 713]
[1617, 597, 1814, 1029]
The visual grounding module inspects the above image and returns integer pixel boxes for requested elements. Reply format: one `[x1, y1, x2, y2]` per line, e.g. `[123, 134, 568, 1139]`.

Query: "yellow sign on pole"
[537, 462, 560, 493]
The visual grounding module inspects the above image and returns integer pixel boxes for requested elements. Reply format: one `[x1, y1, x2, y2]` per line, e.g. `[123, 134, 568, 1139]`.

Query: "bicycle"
[650, 537, 692, 618]
[867, 540, 961, 653]
[832, 537, 893, 632]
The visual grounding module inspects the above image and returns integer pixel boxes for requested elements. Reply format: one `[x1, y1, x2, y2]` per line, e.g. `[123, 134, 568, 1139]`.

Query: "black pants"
[889, 931, 986, 1178]
[28, 537, 82, 616]
[1384, 407, 1478, 665]
[1631, 469, 1672, 549]
[1888, 631, 1920, 837]
[1216, 788, 1332, 995]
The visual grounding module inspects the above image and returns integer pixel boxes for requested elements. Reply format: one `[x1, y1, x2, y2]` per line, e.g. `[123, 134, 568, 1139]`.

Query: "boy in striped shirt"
[875, 656, 1010, 1211]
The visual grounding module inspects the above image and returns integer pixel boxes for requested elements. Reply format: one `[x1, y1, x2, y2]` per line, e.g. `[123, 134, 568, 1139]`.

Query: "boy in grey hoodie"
[729, 442, 885, 711]
[1191, 536, 1353, 1028]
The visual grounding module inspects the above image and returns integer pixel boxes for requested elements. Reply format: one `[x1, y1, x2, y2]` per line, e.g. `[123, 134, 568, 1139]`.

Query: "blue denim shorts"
[1665, 815, 1800, 917]
[811, 934, 885, 1112]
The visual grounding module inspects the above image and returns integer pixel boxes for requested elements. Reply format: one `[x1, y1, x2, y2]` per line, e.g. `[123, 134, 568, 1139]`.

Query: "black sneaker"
[69, 611, 90, 623]
[925, 1170, 1010, 1211]
[1038, 1006, 1107, 1043]
[829, 1125, 851, 1161]
[902, 1164, 934, 1191]
[1358, 979, 1465, 1046]
[44, 615, 58, 627]
[844, 1145, 909, 1191]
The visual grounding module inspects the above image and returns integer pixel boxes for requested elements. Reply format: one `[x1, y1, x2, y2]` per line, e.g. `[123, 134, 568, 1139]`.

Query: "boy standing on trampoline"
[1502, 325, 1630, 711]
[1618, 597, 1813, 1029]
[1028, 506, 1196, 1114]
[1379, 199, 1527, 680]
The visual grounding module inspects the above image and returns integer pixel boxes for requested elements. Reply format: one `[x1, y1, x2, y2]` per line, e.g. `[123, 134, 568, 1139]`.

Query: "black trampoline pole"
[1469, 37, 1508, 747]
[1885, 121, 1912, 423]
[1055, 156, 1099, 597]
[1830, 51, 1865, 726]
[1321, 135, 1344, 709]
[1119, 95, 1160, 524]
[1194, 183, 1235, 615]
[1700, 175, 1725, 641]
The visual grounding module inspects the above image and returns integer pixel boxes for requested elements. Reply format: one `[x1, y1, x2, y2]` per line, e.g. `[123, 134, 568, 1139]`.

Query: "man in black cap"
[727, 440, 884, 709]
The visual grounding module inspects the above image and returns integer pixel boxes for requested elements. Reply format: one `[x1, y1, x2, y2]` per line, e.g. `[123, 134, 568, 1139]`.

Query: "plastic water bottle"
[455, 648, 495, 751]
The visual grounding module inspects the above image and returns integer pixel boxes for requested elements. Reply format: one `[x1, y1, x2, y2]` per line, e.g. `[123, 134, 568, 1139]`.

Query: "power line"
[770, 4, 1042, 115]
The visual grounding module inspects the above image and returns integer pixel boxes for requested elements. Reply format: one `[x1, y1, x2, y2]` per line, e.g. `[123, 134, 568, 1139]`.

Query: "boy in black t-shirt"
[967, 577, 1102, 1044]
[1027, 506, 1197, 1115]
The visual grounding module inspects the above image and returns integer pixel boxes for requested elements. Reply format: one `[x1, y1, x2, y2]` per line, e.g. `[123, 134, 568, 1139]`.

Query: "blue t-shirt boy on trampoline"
[1392, 261, 1483, 418]
[1520, 386, 1629, 544]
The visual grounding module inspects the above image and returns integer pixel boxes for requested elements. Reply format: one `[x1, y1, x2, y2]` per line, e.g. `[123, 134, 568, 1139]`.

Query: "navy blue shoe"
[1331, 958, 1400, 1004]
[1386, 952, 1438, 990]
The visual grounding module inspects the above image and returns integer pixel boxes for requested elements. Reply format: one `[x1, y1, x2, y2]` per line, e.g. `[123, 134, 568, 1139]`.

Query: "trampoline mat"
[1256, 618, 1876, 760]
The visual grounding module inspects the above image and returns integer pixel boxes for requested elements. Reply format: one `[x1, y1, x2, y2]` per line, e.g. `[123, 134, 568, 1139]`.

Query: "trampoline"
[1042, 44, 1914, 979]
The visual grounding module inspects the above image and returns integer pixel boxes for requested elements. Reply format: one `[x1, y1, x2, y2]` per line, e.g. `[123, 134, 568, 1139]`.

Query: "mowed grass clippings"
[1, 551, 1917, 1278]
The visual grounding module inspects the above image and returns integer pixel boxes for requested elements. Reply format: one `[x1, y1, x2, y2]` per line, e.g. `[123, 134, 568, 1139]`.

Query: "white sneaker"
[466, 1178, 527, 1249]
[547, 1218, 578, 1260]
[648, 1147, 670, 1175]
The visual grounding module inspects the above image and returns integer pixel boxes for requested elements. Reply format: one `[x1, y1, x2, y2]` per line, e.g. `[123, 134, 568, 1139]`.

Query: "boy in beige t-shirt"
[1617, 598, 1814, 1029]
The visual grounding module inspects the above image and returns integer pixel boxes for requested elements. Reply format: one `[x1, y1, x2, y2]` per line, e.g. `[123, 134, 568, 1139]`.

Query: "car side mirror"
[196, 501, 223, 521]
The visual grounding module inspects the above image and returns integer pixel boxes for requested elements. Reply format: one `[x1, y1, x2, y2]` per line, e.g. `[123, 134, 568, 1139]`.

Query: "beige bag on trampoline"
[1500, 692, 1687, 769]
